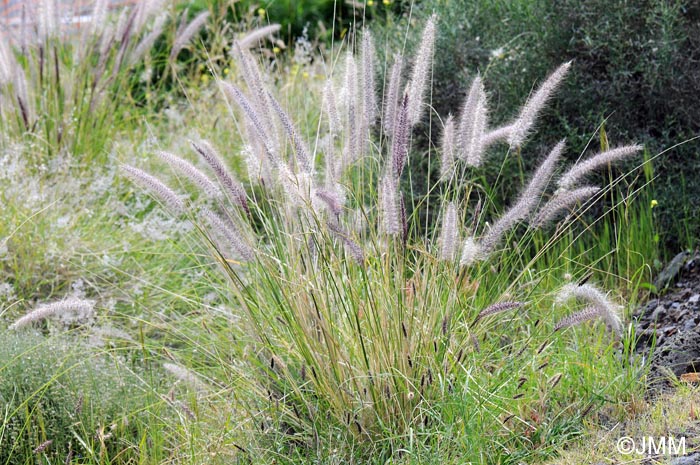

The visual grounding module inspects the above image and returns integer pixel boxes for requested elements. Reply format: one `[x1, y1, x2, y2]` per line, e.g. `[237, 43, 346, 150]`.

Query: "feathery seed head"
[170, 10, 210, 61]
[508, 61, 572, 148]
[556, 283, 623, 334]
[481, 124, 514, 149]
[554, 306, 603, 331]
[383, 54, 403, 135]
[268, 91, 314, 173]
[341, 53, 358, 112]
[458, 75, 489, 166]
[438, 201, 459, 261]
[190, 140, 249, 212]
[478, 140, 565, 255]
[460, 236, 482, 267]
[122, 165, 186, 213]
[157, 151, 222, 199]
[391, 93, 410, 180]
[531, 186, 600, 228]
[557, 144, 643, 191]
[407, 14, 436, 126]
[200, 207, 254, 261]
[323, 79, 342, 135]
[220, 81, 275, 163]
[380, 176, 401, 236]
[361, 31, 377, 124]
[477, 301, 524, 320]
[440, 115, 456, 181]
[10, 298, 95, 330]
[236, 24, 282, 50]
[327, 222, 365, 266]
[315, 189, 343, 217]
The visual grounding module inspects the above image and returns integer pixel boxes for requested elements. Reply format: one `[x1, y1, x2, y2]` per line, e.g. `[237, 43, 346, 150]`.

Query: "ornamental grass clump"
[125, 17, 644, 461]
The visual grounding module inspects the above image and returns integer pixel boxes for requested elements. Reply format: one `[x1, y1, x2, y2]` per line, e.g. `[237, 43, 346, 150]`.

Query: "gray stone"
[669, 453, 700, 465]
[654, 251, 691, 292]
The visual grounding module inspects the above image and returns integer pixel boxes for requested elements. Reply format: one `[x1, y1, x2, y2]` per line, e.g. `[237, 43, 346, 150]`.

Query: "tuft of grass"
[123, 15, 654, 463]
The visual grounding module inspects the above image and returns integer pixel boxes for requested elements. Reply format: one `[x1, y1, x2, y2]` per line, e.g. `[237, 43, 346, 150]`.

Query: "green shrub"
[381, 0, 700, 251]
[0, 331, 152, 464]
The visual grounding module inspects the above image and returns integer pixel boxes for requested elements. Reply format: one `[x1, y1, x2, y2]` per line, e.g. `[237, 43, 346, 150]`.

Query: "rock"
[669, 453, 700, 465]
[650, 330, 700, 379]
[654, 251, 690, 292]
[651, 305, 668, 321]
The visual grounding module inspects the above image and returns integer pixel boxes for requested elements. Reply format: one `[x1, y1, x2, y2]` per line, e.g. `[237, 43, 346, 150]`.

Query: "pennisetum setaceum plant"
[115, 15, 646, 462]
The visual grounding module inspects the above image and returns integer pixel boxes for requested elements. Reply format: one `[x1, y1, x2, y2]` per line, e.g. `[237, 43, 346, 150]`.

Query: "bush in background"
[382, 0, 700, 252]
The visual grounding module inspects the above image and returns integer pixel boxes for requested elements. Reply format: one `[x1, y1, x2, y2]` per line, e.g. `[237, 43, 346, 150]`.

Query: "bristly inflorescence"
[555, 283, 623, 334]
[9, 298, 95, 330]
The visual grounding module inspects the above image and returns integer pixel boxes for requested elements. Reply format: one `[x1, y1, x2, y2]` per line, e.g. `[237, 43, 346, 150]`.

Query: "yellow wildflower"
[651, 199, 658, 209]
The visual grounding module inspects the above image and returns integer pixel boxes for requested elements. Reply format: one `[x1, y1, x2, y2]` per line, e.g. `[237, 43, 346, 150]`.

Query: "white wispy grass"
[268, 91, 314, 173]
[91, 0, 109, 36]
[481, 124, 514, 148]
[406, 14, 436, 126]
[157, 150, 222, 199]
[0, 40, 15, 85]
[440, 115, 456, 180]
[478, 140, 565, 256]
[315, 189, 343, 217]
[438, 201, 459, 261]
[531, 186, 600, 228]
[458, 75, 488, 166]
[9, 298, 95, 329]
[200, 207, 254, 261]
[508, 61, 572, 148]
[38, 0, 58, 40]
[130, 14, 168, 65]
[390, 94, 410, 180]
[459, 236, 481, 267]
[122, 165, 186, 213]
[234, 46, 278, 145]
[220, 81, 276, 164]
[360, 31, 377, 125]
[236, 24, 282, 49]
[327, 222, 365, 266]
[380, 176, 401, 236]
[170, 10, 210, 60]
[383, 54, 403, 135]
[556, 283, 623, 334]
[557, 144, 643, 191]
[190, 140, 249, 212]
[323, 79, 341, 135]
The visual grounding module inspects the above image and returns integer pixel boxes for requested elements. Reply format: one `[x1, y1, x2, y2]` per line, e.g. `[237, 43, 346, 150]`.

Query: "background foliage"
[378, 0, 699, 252]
